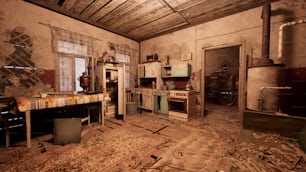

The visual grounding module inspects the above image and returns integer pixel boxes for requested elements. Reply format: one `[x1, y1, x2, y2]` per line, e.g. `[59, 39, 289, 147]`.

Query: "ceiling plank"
[180, 0, 245, 19]
[79, 0, 111, 18]
[24, 0, 135, 40]
[185, 0, 278, 24]
[89, 0, 126, 22]
[105, 0, 173, 33]
[97, 0, 147, 24]
[24, 0, 280, 41]
[164, 0, 209, 11]
[64, 0, 94, 15]
[180, 0, 277, 20]
[128, 12, 188, 40]
[49, 0, 59, 5]
[59, 0, 77, 10]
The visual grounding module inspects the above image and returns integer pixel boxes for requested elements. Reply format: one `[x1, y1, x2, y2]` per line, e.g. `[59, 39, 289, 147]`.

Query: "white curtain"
[51, 26, 94, 57]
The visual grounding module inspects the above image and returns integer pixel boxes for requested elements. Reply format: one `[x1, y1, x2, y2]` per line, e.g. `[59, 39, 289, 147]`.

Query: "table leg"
[88, 109, 91, 127]
[101, 101, 104, 126]
[25, 111, 31, 148]
[5, 121, 10, 147]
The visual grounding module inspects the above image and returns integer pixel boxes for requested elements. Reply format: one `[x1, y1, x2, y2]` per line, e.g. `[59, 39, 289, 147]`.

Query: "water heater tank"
[247, 65, 284, 112]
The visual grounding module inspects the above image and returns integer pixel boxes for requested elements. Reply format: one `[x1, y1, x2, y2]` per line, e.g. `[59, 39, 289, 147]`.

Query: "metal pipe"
[260, 86, 292, 91]
[278, 18, 306, 61]
[261, 3, 271, 60]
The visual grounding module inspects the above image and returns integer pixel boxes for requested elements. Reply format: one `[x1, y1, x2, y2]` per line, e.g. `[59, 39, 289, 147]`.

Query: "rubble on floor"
[0, 106, 305, 171]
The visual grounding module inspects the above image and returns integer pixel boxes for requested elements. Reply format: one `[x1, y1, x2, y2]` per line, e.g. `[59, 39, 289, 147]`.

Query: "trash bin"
[54, 118, 81, 145]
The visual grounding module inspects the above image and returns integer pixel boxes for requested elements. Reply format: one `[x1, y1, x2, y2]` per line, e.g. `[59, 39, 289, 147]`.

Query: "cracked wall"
[140, 0, 306, 115]
[0, 0, 139, 97]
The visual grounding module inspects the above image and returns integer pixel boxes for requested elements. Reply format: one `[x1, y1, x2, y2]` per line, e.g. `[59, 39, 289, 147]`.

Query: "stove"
[169, 90, 189, 98]
[168, 90, 196, 121]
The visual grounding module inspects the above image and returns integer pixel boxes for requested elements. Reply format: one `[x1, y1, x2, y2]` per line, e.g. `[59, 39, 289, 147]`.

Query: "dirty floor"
[0, 104, 305, 172]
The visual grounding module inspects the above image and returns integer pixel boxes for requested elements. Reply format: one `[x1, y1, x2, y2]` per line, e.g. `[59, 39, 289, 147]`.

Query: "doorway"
[203, 45, 241, 115]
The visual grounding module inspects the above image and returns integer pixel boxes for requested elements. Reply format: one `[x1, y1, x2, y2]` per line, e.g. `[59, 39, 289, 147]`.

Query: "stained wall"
[0, 0, 139, 97]
[140, 0, 306, 115]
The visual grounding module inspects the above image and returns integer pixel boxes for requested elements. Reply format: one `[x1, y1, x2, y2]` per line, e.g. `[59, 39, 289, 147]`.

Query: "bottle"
[152, 81, 156, 89]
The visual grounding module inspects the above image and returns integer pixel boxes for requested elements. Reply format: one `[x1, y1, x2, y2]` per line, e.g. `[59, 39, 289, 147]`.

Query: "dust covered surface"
[0, 106, 305, 172]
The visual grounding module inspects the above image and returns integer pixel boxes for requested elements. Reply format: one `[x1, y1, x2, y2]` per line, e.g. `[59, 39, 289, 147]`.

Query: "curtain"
[51, 26, 94, 57]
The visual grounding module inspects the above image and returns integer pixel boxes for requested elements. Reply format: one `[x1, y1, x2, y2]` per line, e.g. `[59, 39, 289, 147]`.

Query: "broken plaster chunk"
[228, 147, 236, 156]
[172, 149, 183, 159]
[258, 145, 269, 152]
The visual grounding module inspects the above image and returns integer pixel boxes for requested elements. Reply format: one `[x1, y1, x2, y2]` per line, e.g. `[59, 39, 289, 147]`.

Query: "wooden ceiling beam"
[24, 0, 280, 41]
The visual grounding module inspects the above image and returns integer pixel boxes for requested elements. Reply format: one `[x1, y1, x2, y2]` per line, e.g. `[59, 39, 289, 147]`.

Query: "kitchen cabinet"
[138, 62, 162, 90]
[99, 64, 126, 120]
[153, 91, 168, 115]
[138, 88, 153, 110]
[138, 62, 161, 78]
[138, 64, 145, 78]
[162, 63, 191, 78]
[145, 62, 159, 77]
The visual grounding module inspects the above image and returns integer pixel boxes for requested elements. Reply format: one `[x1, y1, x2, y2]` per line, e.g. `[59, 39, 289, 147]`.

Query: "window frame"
[55, 40, 88, 92]
[115, 53, 134, 89]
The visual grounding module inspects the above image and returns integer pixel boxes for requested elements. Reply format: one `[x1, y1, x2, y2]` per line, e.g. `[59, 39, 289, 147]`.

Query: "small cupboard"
[137, 62, 162, 89]
[137, 62, 162, 111]
[138, 61, 161, 78]
[162, 63, 191, 78]
[138, 88, 153, 110]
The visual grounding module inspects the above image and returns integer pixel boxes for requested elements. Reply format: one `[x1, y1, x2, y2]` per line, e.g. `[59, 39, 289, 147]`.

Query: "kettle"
[185, 81, 193, 91]
[79, 72, 89, 92]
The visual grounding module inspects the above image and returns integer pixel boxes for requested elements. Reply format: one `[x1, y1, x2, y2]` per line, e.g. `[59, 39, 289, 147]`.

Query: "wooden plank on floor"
[106, 118, 124, 126]
[104, 119, 121, 129]
[129, 122, 154, 132]
[158, 125, 191, 140]
[152, 125, 168, 134]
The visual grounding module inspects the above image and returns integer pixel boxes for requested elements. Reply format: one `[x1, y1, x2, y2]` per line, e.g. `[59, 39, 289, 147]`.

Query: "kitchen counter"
[15, 93, 105, 148]
[16, 93, 104, 112]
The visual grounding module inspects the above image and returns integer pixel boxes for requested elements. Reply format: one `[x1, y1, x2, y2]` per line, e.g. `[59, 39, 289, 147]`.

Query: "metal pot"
[79, 72, 89, 92]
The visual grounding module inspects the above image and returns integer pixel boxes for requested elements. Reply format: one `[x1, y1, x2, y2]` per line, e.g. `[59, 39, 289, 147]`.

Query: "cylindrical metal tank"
[247, 65, 284, 112]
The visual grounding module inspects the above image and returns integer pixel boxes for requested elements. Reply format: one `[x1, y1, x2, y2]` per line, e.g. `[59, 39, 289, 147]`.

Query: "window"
[57, 40, 88, 56]
[57, 41, 87, 92]
[75, 58, 86, 92]
[59, 56, 73, 91]
[115, 53, 131, 89]
[59, 56, 86, 92]
[51, 26, 94, 92]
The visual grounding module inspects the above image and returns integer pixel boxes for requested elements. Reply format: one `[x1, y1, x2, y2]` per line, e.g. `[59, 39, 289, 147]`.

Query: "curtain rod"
[38, 22, 103, 42]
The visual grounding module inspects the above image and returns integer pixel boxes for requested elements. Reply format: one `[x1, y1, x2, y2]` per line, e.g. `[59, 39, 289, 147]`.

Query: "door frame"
[201, 42, 247, 120]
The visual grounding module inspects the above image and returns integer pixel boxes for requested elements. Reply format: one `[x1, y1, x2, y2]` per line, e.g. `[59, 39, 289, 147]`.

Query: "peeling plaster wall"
[140, 0, 306, 114]
[140, 27, 197, 91]
[0, 0, 138, 97]
[141, 0, 306, 87]
[140, 27, 196, 64]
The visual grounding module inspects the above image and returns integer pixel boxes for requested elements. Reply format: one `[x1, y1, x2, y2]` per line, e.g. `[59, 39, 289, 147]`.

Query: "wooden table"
[16, 93, 104, 148]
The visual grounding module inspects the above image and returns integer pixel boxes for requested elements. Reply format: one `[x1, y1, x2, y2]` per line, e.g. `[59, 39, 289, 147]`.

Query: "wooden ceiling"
[25, 0, 277, 42]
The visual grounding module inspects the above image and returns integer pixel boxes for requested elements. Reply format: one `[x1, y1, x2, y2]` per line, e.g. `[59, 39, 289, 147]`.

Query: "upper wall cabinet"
[138, 62, 161, 78]
[162, 63, 191, 78]
[138, 62, 162, 89]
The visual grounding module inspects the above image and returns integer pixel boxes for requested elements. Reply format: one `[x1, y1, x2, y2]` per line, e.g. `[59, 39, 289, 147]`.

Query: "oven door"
[168, 98, 187, 113]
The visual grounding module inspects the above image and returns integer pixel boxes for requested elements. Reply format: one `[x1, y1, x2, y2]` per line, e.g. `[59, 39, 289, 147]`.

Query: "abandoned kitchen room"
[0, 0, 306, 171]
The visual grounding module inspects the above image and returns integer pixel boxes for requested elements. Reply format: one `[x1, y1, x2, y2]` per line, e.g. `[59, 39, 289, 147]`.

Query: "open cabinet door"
[102, 64, 126, 121]
[117, 64, 126, 121]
